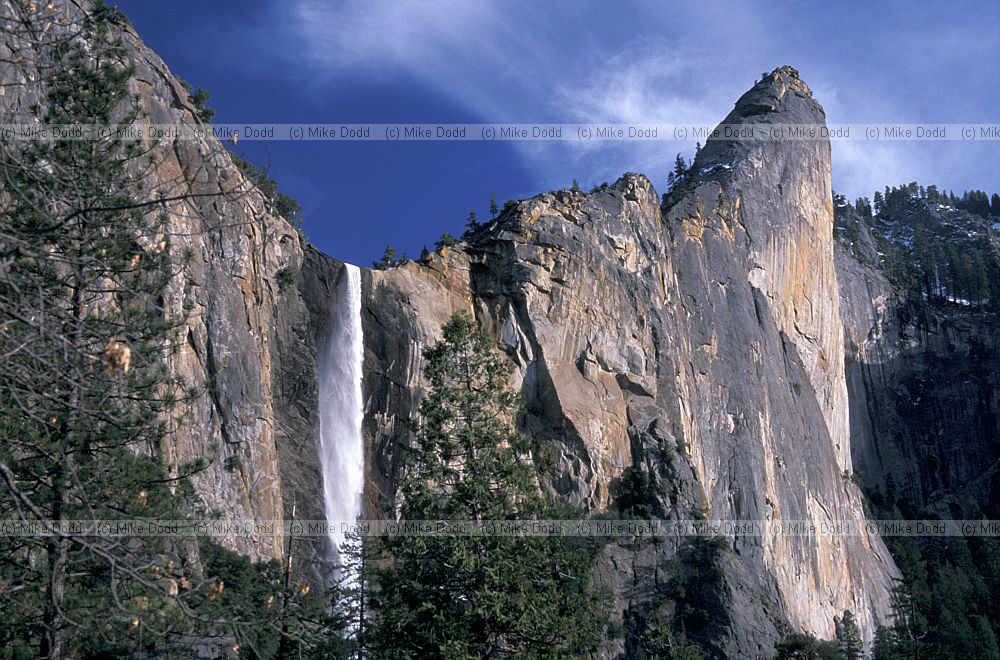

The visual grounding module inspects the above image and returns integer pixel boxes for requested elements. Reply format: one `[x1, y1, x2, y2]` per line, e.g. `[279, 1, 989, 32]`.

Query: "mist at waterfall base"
[317, 264, 365, 577]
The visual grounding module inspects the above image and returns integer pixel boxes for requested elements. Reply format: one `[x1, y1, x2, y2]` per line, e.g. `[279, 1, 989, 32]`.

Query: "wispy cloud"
[277, 0, 999, 199]
[287, 0, 553, 115]
[292, 0, 497, 70]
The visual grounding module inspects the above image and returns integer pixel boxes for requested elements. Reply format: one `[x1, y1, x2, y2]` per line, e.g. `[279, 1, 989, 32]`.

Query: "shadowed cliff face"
[837, 202, 1000, 519]
[359, 67, 897, 654]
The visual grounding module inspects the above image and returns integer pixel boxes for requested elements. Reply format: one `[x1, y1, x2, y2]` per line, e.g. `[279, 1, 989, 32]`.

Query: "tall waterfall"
[317, 264, 365, 565]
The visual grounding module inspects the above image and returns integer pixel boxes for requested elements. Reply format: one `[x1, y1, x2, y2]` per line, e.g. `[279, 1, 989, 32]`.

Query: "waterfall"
[317, 264, 365, 566]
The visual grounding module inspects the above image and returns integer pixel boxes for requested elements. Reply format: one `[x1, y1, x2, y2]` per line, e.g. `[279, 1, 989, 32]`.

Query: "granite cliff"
[357, 68, 898, 655]
[0, 0, 322, 565]
[837, 192, 1000, 520]
[2, 5, 912, 654]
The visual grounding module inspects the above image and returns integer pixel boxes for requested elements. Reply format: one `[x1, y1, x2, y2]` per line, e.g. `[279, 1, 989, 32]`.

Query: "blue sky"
[117, 0, 999, 267]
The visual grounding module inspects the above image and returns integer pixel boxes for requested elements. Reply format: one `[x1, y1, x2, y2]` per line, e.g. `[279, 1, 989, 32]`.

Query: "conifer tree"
[369, 313, 605, 657]
[667, 153, 688, 191]
[372, 244, 398, 270]
[434, 232, 458, 250]
[298, 521, 373, 659]
[854, 197, 873, 220]
[0, 5, 211, 655]
[775, 633, 839, 659]
[970, 252, 990, 305]
[463, 210, 480, 238]
[230, 154, 303, 228]
[835, 611, 863, 660]
[872, 625, 900, 660]
[0, 4, 341, 656]
[873, 190, 885, 216]
[885, 579, 928, 658]
[489, 194, 498, 220]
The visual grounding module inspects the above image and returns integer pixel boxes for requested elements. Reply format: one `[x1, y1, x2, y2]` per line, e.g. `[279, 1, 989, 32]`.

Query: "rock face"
[2, 8, 908, 654]
[360, 67, 898, 655]
[692, 70, 851, 474]
[837, 201, 1000, 518]
[0, 1, 320, 563]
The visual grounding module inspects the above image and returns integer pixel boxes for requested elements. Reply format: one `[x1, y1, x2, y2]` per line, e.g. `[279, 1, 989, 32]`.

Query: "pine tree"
[617, 466, 654, 518]
[230, 154, 303, 228]
[854, 197, 873, 221]
[571, 178, 581, 192]
[434, 232, 458, 250]
[369, 313, 605, 657]
[0, 5, 210, 655]
[667, 153, 688, 191]
[872, 626, 901, 660]
[775, 633, 839, 659]
[945, 244, 963, 299]
[971, 615, 1000, 660]
[835, 611, 863, 660]
[912, 229, 936, 300]
[337, 525, 372, 652]
[463, 210, 480, 238]
[0, 4, 342, 656]
[190, 87, 214, 122]
[970, 252, 990, 305]
[489, 194, 498, 220]
[372, 244, 398, 270]
[886, 579, 928, 659]
[874, 190, 885, 216]
[299, 521, 374, 659]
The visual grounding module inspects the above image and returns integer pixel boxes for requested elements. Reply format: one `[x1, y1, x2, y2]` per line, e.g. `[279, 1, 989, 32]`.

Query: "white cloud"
[280, 0, 999, 199]
[292, 0, 499, 70]
[288, 0, 555, 116]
